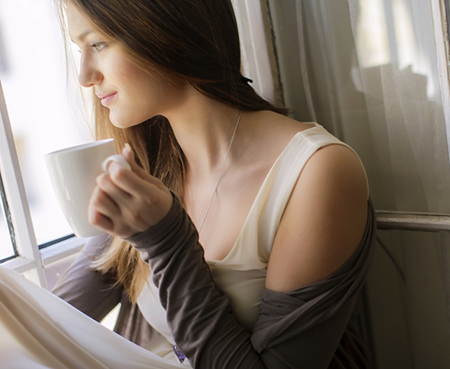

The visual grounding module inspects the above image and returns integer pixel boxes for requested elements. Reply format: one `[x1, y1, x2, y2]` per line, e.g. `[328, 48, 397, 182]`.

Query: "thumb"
[122, 143, 152, 180]
[122, 143, 141, 171]
[122, 143, 170, 193]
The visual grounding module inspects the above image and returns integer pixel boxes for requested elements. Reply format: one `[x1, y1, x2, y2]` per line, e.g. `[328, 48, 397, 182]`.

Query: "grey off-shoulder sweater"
[53, 195, 376, 368]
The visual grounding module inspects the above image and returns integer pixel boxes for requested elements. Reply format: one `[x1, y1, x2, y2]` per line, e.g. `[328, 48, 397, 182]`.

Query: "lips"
[96, 92, 117, 107]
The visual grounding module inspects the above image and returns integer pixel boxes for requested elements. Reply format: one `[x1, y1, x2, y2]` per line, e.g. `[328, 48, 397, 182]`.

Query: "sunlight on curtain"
[267, 0, 450, 367]
[356, 0, 390, 68]
[348, 0, 448, 213]
[393, 0, 416, 71]
[272, 0, 450, 213]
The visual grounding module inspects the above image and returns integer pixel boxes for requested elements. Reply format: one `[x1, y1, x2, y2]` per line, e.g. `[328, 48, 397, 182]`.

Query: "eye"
[90, 42, 107, 51]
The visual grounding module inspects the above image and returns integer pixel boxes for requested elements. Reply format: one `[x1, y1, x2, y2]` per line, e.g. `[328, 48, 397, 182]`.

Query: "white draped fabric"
[0, 265, 184, 369]
[266, 0, 450, 367]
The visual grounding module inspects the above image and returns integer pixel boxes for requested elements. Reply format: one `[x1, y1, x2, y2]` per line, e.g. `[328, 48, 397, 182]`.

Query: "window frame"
[0, 79, 45, 286]
[0, 79, 86, 287]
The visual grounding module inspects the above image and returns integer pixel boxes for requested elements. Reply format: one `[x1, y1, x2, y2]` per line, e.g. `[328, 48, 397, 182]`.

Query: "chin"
[108, 108, 157, 129]
[109, 117, 128, 129]
[109, 112, 137, 129]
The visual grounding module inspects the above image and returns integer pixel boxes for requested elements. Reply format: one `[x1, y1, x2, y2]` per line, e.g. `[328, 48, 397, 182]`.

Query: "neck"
[163, 87, 244, 178]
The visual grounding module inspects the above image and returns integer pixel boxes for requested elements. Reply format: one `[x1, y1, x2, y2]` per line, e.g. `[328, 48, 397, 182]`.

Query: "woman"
[0, 0, 375, 367]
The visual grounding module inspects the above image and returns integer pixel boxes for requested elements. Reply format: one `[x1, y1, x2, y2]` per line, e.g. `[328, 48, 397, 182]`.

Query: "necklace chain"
[198, 110, 242, 233]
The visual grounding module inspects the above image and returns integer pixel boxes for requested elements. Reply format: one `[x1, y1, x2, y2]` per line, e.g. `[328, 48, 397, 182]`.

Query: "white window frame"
[0, 79, 86, 288]
[0, 78, 45, 285]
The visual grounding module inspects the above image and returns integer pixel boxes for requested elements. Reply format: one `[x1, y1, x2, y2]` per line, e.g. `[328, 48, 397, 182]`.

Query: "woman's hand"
[88, 144, 173, 238]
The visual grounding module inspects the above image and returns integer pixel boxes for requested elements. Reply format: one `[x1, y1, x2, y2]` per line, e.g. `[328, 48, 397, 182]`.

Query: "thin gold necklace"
[198, 110, 242, 233]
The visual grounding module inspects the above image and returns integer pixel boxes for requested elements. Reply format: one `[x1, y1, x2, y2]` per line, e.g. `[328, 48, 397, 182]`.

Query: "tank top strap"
[215, 124, 366, 270]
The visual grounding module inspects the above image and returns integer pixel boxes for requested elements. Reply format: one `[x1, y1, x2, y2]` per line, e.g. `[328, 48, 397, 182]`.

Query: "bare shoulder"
[265, 142, 369, 293]
[242, 110, 317, 160]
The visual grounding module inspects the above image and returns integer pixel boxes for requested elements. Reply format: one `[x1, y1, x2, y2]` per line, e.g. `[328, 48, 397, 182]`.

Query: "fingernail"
[124, 143, 132, 154]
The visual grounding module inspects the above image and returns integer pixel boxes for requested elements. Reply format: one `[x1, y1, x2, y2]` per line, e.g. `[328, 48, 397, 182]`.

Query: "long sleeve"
[126, 195, 376, 368]
[52, 234, 123, 322]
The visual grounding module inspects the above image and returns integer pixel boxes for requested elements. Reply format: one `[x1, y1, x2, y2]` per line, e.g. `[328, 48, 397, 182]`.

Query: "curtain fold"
[266, 0, 450, 367]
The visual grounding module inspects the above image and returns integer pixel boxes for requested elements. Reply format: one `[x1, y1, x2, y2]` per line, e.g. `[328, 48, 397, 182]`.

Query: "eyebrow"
[73, 29, 94, 42]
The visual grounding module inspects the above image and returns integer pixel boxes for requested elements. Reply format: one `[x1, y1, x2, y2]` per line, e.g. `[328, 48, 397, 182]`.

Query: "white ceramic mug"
[45, 139, 131, 238]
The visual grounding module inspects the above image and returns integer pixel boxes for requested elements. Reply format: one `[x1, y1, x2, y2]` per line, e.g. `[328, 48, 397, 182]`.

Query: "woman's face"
[66, 2, 184, 128]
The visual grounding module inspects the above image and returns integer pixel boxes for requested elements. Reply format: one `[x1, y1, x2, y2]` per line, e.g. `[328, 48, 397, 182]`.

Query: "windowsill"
[40, 236, 86, 268]
[2, 236, 87, 273]
[2, 255, 36, 273]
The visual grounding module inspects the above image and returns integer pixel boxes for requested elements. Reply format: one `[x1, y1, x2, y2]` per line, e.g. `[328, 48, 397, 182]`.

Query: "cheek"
[109, 59, 175, 123]
[120, 66, 162, 103]
[109, 86, 160, 128]
[131, 77, 164, 114]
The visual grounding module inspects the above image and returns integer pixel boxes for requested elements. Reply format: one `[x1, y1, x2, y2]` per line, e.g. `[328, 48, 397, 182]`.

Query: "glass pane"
[0, 0, 91, 245]
[0, 173, 15, 261]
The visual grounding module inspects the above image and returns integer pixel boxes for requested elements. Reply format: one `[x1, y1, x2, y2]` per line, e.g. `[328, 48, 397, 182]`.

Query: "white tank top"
[136, 123, 368, 363]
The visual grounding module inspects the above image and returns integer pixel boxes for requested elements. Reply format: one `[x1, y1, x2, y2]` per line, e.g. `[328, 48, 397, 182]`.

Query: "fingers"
[88, 187, 117, 232]
[96, 169, 132, 205]
[95, 144, 157, 212]
[88, 143, 174, 238]
[102, 144, 166, 199]
[88, 206, 114, 232]
[105, 160, 155, 201]
[89, 177, 141, 236]
[122, 144, 165, 188]
[122, 144, 148, 180]
[122, 143, 137, 169]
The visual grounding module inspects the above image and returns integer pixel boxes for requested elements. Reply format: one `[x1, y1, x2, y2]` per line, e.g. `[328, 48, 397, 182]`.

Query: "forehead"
[66, 2, 98, 41]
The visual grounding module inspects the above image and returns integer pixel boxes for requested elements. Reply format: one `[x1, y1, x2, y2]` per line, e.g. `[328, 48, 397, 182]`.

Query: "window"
[0, 0, 89, 285]
[0, 0, 91, 246]
[0, 172, 16, 261]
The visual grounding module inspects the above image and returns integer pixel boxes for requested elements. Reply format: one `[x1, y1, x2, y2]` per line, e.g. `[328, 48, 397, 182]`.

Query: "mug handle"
[101, 155, 132, 172]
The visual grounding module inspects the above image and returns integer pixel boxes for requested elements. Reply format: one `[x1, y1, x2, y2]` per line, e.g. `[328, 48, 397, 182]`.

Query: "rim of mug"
[46, 138, 115, 156]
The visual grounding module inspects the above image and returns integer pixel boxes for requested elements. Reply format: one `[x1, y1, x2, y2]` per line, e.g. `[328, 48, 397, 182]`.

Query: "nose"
[78, 54, 102, 88]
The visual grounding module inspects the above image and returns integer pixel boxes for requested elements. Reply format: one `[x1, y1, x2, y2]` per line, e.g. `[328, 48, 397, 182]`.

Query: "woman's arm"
[52, 234, 123, 322]
[126, 145, 374, 368]
[126, 193, 266, 368]
[266, 144, 369, 292]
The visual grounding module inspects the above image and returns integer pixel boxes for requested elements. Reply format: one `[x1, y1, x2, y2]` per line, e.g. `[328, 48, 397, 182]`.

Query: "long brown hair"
[60, 0, 287, 302]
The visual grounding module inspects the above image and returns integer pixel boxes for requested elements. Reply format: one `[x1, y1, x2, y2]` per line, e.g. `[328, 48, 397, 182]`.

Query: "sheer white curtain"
[266, 0, 450, 367]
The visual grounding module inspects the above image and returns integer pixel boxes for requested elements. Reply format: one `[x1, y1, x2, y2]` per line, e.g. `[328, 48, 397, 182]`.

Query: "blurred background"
[0, 0, 92, 253]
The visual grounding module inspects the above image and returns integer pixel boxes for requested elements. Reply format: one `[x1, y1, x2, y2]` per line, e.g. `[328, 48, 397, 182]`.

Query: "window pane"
[0, 173, 15, 261]
[0, 1, 91, 245]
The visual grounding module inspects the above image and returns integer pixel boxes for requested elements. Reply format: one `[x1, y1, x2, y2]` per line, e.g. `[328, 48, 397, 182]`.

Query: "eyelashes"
[90, 42, 107, 51]
[75, 42, 107, 54]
